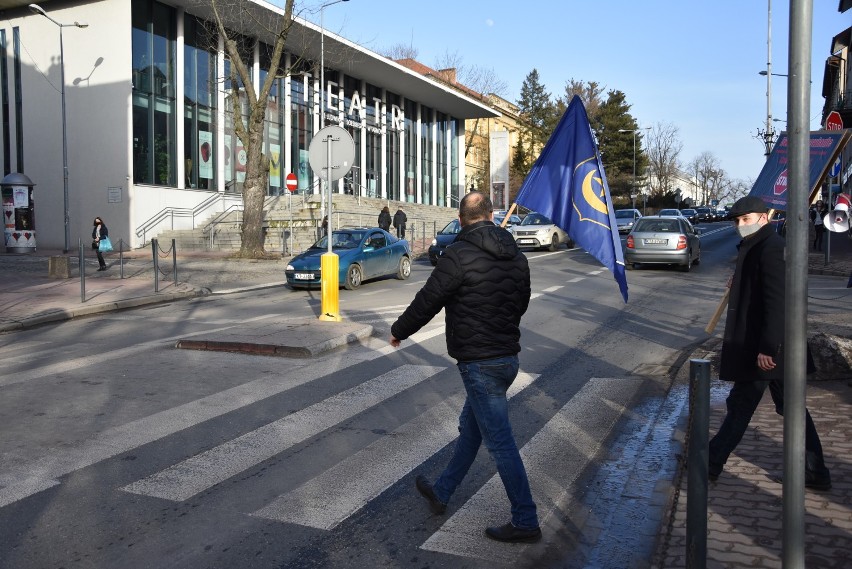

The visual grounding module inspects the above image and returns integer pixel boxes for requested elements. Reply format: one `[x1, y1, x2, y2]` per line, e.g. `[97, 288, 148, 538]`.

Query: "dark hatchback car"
[428, 219, 461, 265]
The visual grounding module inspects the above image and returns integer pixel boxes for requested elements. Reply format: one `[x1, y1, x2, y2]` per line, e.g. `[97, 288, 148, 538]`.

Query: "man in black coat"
[390, 191, 540, 543]
[392, 207, 407, 238]
[708, 196, 831, 490]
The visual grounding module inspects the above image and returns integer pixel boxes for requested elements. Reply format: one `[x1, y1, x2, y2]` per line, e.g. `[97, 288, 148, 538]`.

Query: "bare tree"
[206, 0, 296, 258]
[560, 79, 605, 122]
[433, 49, 509, 98]
[646, 122, 683, 197]
[381, 43, 418, 60]
[689, 152, 728, 205]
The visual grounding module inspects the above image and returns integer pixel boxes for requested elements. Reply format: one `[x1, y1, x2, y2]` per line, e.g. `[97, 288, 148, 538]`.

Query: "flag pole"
[501, 203, 519, 228]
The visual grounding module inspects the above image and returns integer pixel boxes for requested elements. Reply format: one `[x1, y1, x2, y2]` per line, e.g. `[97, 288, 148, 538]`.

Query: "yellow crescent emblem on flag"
[581, 169, 609, 215]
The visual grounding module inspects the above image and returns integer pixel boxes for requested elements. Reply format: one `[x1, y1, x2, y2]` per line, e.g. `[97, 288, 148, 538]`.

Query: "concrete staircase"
[154, 194, 459, 256]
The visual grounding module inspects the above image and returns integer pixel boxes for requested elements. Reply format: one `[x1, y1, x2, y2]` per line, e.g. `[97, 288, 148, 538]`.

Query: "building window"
[436, 111, 448, 207]
[404, 99, 417, 202]
[385, 91, 401, 201]
[420, 105, 433, 205]
[260, 43, 286, 195]
[132, 0, 176, 186]
[183, 16, 216, 190]
[291, 58, 314, 194]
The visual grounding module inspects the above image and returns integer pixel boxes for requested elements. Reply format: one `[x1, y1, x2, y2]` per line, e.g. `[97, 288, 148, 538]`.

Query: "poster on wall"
[13, 187, 28, 207]
[236, 143, 247, 183]
[298, 149, 310, 192]
[225, 143, 233, 183]
[270, 143, 281, 187]
[199, 131, 213, 180]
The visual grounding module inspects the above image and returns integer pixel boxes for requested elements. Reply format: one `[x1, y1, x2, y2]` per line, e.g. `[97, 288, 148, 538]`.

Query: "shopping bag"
[98, 236, 113, 252]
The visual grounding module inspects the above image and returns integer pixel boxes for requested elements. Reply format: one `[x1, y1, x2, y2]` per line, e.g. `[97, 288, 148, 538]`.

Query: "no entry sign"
[285, 172, 298, 192]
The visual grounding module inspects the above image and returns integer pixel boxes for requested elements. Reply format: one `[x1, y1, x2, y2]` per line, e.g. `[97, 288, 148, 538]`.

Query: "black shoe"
[805, 472, 832, 491]
[485, 522, 542, 543]
[97, 266, 107, 271]
[709, 462, 722, 482]
[415, 475, 446, 515]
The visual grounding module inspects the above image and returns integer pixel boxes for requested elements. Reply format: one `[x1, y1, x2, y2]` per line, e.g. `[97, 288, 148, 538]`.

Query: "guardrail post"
[79, 238, 85, 302]
[687, 358, 710, 569]
[172, 238, 177, 286]
[152, 238, 159, 293]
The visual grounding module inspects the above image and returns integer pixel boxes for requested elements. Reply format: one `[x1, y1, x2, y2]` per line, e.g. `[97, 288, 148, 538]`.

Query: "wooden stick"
[705, 288, 729, 335]
[500, 203, 519, 228]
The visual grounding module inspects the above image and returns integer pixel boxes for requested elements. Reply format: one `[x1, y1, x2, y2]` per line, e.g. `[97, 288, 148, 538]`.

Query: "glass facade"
[132, 0, 176, 186]
[183, 16, 216, 190]
[128, 0, 465, 206]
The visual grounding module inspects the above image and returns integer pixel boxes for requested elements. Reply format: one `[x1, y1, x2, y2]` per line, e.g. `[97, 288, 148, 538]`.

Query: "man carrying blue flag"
[515, 95, 628, 302]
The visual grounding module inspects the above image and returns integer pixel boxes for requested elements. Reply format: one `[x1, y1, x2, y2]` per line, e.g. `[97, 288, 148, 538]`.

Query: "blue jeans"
[708, 379, 829, 477]
[432, 355, 539, 530]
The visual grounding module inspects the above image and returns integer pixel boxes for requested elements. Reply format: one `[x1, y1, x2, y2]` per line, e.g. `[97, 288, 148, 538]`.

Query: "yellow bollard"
[319, 252, 341, 321]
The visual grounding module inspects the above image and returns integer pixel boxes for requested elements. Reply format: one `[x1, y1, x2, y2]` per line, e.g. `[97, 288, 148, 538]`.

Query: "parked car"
[679, 208, 698, 223]
[428, 219, 461, 266]
[625, 215, 701, 272]
[693, 207, 715, 223]
[657, 208, 683, 217]
[715, 208, 729, 221]
[509, 212, 573, 251]
[285, 228, 411, 290]
[614, 208, 643, 234]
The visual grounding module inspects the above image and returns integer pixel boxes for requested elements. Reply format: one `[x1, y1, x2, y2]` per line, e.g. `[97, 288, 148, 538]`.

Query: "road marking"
[567, 277, 584, 283]
[420, 377, 642, 563]
[252, 372, 538, 529]
[121, 365, 446, 502]
[542, 286, 563, 293]
[588, 269, 605, 275]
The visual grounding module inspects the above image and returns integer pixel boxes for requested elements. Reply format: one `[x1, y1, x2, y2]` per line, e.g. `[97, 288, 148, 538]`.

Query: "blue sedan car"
[285, 228, 412, 290]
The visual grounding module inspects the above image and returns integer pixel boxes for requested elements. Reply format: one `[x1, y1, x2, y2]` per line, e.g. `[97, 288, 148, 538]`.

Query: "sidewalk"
[0, 231, 851, 568]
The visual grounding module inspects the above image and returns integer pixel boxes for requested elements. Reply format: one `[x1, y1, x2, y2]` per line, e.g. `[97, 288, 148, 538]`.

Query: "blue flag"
[515, 95, 628, 302]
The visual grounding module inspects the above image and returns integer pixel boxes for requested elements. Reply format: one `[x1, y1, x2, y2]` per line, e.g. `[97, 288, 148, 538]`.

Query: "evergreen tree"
[515, 69, 555, 179]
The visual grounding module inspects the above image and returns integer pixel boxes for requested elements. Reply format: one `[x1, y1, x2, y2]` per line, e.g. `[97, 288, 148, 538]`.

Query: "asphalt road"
[0, 227, 740, 568]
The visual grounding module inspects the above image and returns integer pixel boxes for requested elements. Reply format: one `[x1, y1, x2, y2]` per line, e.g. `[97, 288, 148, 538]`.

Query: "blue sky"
[299, 1, 849, 183]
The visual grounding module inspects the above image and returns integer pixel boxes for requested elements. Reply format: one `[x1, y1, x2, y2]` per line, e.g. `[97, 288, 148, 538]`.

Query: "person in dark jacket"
[708, 196, 831, 490]
[91, 217, 109, 271]
[392, 207, 407, 238]
[390, 191, 540, 543]
[378, 206, 392, 232]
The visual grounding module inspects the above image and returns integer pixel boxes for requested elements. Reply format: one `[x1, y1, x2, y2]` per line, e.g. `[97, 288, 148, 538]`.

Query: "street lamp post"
[29, 4, 87, 253]
[319, 0, 349, 228]
[618, 127, 650, 210]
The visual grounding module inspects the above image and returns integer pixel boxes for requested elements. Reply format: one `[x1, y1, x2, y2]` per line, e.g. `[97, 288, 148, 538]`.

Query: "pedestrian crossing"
[0, 351, 643, 565]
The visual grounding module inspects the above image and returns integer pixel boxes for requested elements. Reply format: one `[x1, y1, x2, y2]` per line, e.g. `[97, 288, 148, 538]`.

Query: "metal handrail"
[135, 192, 226, 243]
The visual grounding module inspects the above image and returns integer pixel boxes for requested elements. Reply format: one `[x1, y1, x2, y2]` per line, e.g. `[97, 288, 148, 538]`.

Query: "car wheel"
[548, 233, 559, 252]
[693, 245, 701, 265]
[626, 262, 634, 271]
[345, 264, 363, 290]
[632, 263, 641, 270]
[396, 256, 411, 280]
[680, 251, 693, 272]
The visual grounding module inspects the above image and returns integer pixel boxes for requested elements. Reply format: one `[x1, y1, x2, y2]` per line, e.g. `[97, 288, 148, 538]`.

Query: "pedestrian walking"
[321, 215, 328, 238]
[91, 216, 110, 271]
[390, 191, 540, 543]
[708, 196, 831, 490]
[812, 200, 827, 250]
[393, 206, 407, 238]
[378, 206, 392, 232]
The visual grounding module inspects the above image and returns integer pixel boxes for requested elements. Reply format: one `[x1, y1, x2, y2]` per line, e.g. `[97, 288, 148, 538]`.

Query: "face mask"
[737, 222, 761, 239]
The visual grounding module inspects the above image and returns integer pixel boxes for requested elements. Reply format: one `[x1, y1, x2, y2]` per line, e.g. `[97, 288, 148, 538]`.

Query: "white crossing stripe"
[588, 269, 606, 275]
[567, 277, 584, 283]
[542, 286, 563, 293]
[121, 365, 446, 502]
[421, 377, 642, 563]
[251, 372, 539, 529]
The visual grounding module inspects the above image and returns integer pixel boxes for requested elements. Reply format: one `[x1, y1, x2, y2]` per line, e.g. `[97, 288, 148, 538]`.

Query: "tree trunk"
[237, 120, 269, 258]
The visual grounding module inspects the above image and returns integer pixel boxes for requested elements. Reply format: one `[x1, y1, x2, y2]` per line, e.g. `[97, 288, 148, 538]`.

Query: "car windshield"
[439, 220, 461, 234]
[615, 210, 636, 219]
[658, 209, 679, 215]
[310, 231, 366, 249]
[681, 209, 696, 215]
[519, 213, 553, 226]
[634, 218, 680, 233]
[494, 214, 521, 226]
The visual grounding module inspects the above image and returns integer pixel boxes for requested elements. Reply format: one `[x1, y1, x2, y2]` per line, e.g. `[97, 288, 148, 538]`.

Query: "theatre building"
[0, 0, 497, 250]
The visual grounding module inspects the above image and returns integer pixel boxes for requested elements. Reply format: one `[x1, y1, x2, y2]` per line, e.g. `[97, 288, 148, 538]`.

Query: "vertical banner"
[270, 143, 281, 187]
[298, 149, 310, 191]
[198, 131, 213, 180]
[236, 143, 247, 183]
[490, 130, 510, 209]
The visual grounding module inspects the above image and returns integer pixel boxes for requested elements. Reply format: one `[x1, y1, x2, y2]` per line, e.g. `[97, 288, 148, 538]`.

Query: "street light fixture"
[319, 0, 349, 228]
[618, 127, 650, 211]
[29, 3, 88, 253]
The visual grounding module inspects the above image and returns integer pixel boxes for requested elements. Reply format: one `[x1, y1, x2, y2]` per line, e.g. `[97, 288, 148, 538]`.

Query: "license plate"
[518, 239, 536, 245]
[294, 273, 315, 280]
[644, 238, 666, 244]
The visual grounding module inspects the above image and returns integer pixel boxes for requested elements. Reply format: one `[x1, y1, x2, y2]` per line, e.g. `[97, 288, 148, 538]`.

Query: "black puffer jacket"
[391, 220, 530, 361]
